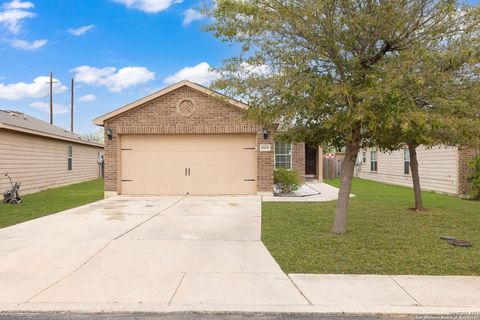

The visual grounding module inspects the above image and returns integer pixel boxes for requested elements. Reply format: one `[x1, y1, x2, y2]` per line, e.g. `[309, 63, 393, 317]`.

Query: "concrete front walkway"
[0, 196, 479, 316]
[262, 182, 346, 202]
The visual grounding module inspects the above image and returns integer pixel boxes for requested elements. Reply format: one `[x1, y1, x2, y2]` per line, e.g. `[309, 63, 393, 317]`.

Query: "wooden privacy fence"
[323, 154, 345, 179]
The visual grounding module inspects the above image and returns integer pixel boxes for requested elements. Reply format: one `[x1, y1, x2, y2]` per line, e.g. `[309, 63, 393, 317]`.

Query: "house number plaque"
[260, 144, 271, 152]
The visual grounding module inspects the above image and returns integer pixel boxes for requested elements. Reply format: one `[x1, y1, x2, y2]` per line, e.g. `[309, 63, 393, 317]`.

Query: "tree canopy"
[207, 0, 480, 233]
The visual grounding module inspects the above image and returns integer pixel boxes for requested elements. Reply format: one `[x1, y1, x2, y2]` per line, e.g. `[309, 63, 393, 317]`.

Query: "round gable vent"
[177, 99, 196, 117]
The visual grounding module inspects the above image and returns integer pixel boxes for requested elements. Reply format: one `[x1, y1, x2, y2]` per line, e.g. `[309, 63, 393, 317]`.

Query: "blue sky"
[0, 0, 235, 134]
[0, 0, 478, 135]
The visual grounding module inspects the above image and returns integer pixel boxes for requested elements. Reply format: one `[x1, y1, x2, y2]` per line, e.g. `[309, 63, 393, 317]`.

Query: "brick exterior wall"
[458, 147, 479, 195]
[102, 85, 301, 194]
[256, 129, 275, 192]
[292, 142, 306, 182]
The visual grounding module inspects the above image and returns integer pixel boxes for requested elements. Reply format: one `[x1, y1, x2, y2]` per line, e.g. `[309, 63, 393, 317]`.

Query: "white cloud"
[73, 66, 116, 85]
[0, 0, 35, 34]
[0, 76, 67, 101]
[183, 8, 205, 26]
[9, 38, 47, 50]
[72, 65, 155, 92]
[2, 0, 33, 10]
[68, 24, 95, 36]
[236, 62, 272, 78]
[112, 0, 182, 13]
[30, 101, 69, 114]
[164, 62, 219, 86]
[78, 94, 96, 102]
[0, 1, 48, 52]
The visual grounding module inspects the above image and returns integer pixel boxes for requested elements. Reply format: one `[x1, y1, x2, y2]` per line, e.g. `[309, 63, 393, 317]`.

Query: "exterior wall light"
[263, 128, 269, 140]
[106, 128, 113, 141]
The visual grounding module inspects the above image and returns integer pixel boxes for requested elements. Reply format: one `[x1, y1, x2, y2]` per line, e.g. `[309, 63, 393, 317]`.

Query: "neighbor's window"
[275, 141, 292, 169]
[67, 145, 73, 171]
[404, 148, 410, 175]
[370, 150, 378, 172]
[362, 151, 367, 163]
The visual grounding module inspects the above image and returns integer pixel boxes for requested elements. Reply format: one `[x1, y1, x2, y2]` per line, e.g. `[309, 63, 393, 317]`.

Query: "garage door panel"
[195, 150, 254, 161]
[121, 158, 172, 173]
[122, 176, 191, 195]
[121, 156, 182, 180]
[191, 164, 254, 178]
[120, 134, 257, 195]
[124, 166, 186, 181]
[122, 180, 188, 195]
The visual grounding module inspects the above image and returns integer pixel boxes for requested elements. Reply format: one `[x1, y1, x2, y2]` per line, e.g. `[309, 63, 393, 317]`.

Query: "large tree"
[207, 0, 480, 234]
[374, 43, 480, 211]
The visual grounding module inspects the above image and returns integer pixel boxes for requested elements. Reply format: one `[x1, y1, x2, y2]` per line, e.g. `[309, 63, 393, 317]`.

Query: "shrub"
[274, 168, 301, 194]
[468, 154, 480, 200]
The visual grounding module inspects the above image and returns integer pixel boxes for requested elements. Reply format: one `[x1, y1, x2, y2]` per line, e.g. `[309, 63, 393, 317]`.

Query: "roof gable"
[93, 80, 248, 126]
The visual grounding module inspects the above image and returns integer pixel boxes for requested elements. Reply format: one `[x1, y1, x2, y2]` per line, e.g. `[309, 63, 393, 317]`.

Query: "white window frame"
[370, 150, 378, 172]
[362, 151, 367, 163]
[403, 148, 410, 175]
[67, 145, 73, 171]
[274, 141, 292, 170]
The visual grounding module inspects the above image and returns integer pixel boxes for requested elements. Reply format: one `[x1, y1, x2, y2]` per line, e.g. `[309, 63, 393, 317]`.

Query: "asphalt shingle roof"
[0, 110, 103, 147]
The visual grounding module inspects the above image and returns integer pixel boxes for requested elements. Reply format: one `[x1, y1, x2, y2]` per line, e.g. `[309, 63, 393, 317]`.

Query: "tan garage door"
[120, 134, 257, 195]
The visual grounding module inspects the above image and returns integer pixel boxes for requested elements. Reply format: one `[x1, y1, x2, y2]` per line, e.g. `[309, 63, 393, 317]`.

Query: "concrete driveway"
[0, 195, 308, 312]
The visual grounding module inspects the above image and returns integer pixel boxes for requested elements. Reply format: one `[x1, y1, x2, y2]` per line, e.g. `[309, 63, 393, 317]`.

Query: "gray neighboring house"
[357, 146, 478, 196]
[0, 110, 104, 195]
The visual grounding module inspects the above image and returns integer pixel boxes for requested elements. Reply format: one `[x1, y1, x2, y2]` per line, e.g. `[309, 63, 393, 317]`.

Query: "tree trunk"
[407, 142, 424, 211]
[331, 132, 361, 234]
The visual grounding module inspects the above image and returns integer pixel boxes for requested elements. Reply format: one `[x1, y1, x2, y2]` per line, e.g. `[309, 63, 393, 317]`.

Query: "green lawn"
[262, 178, 480, 275]
[0, 179, 104, 229]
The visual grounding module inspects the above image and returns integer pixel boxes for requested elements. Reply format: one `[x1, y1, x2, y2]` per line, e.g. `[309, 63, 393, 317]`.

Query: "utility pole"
[49, 72, 53, 124]
[70, 78, 74, 132]
[47, 72, 58, 125]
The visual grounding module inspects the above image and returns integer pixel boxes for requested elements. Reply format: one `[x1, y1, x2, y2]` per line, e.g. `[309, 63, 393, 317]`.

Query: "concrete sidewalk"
[2, 273, 480, 315]
[288, 274, 480, 315]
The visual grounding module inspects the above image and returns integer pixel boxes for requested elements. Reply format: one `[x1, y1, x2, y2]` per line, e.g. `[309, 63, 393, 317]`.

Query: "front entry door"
[305, 146, 317, 176]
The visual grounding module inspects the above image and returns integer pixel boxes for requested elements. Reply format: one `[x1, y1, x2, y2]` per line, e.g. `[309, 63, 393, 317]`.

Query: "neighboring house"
[357, 146, 478, 195]
[94, 80, 323, 196]
[0, 110, 104, 195]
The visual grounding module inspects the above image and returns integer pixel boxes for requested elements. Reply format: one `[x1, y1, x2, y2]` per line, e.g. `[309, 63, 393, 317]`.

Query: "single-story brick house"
[94, 80, 323, 196]
[357, 146, 478, 195]
[0, 110, 104, 195]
